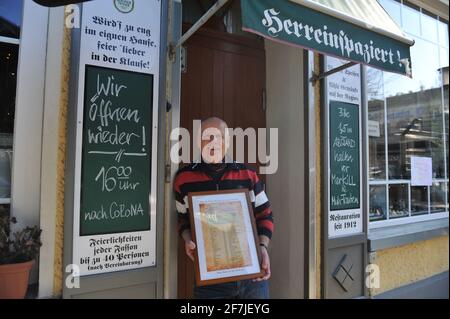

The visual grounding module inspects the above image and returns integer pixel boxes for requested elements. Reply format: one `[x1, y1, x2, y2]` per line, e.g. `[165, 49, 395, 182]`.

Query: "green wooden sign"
[329, 101, 360, 211]
[241, 0, 412, 76]
[80, 65, 153, 235]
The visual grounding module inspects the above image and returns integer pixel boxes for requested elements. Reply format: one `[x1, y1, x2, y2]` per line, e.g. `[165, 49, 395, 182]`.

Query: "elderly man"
[173, 117, 274, 299]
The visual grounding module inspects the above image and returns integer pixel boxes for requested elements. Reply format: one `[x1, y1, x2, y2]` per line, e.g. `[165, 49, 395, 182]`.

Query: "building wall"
[38, 6, 69, 298]
[11, 0, 49, 286]
[265, 39, 305, 298]
[371, 235, 449, 296]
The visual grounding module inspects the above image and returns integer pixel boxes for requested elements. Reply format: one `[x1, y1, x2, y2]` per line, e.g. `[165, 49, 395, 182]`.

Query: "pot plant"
[0, 215, 42, 299]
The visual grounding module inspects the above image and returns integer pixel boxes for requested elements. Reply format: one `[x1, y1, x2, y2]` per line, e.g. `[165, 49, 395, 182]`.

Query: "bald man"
[173, 117, 274, 299]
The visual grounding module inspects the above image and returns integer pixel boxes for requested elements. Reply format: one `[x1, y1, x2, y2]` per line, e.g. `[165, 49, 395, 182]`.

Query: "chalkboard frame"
[328, 100, 361, 212]
[79, 64, 154, 236]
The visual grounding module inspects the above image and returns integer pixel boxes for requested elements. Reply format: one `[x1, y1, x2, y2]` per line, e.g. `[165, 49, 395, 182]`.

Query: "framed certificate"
[188, 189, 264, 286]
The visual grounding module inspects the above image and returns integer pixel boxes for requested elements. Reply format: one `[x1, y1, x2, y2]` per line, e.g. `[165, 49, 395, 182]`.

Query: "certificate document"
[189, 189, 263, 286]
[200, 201, 252, 271]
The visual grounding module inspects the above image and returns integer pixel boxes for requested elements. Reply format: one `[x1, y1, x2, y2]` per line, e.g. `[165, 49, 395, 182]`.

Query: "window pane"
[0, 42, 18, 199]
[368, 68, 386, 180]
[402, 3, 421, 36]
[0, 0, 23, 38]
[444, 79, 449, 178]
[430, 182, 447, 213]
[421, 12, 438, 43]
[438, 20, 449, 48]
[389, 184, 409, 218]
[419, 87, 446, 179]
[384, 37, 441, 97]
[379, 0, 402, 26]
[440, 48, 449, 69]
[385, 39, 443, 179]
[370, 185, 387, 221]
[411, 186, 428, 215]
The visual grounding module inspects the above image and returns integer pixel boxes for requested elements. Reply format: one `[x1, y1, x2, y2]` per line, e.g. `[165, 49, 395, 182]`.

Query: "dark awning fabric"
[241, 0, 414, 77]
[33, 0, 91, 7]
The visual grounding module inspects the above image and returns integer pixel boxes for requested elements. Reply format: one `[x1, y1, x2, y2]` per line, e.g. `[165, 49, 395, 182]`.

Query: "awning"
[241, 0, 414, 77]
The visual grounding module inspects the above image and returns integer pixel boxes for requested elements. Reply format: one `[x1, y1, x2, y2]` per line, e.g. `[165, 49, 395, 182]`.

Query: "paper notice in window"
[411, 156, 432, 186]
[199, 201, 252, 272]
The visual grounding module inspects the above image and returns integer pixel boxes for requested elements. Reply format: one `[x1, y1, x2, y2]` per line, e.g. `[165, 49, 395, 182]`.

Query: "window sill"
[368, 218, 449, 251]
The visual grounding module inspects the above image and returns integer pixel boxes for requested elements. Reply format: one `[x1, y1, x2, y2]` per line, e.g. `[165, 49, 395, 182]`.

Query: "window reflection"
[0, 0, 22, 38]
[370, 0, 449, 224]
[385, 38, 441, 98]
[430, 182, 447, 213]
[440, 48, 449, 69]
[368, 68, 386, 180]
[0, 42, 18, 199]
[402, 3, 421, 36]
[411, 186, 428, 215]
[444, 77, 449, 179]
[421, 12, 438, 43]
[385, 37, 444, 180]
[389, 184, 409, 218]
[378, 0, 402, 26]
[438, 20, 449, 48]
[370, 185, 387, 221]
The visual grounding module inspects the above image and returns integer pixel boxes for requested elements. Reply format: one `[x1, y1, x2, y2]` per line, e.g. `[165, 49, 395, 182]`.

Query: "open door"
[178, 25, 266, 298]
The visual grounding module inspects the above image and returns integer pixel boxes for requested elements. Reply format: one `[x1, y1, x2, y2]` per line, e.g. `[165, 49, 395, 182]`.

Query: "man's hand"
[182, 230, 196, 262]
[185, 240, 196, 261]
[254, 245, 271, 281]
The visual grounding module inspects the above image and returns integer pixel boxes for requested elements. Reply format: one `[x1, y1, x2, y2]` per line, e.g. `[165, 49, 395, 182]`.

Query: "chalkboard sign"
[80, 65, 153, 236]
[329, 100, 360, 211]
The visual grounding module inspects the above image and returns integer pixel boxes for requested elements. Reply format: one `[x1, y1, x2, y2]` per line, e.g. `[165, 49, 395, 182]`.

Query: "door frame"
[174, 24, 266, 298]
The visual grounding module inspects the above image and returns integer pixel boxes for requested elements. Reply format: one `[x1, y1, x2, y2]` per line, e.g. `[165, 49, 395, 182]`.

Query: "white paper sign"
[411, 156, 432, 186]
[326, 58, 361, 105]
[368, 120, 381, 137]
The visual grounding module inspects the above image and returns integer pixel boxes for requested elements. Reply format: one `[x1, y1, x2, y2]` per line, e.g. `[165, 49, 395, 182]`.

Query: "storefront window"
[369, 1, 449, 224]
[385, 38, 443, 178]
[0, 0, 22, 215]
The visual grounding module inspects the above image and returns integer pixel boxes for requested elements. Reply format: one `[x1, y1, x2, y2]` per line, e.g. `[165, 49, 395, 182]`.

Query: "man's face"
[200, 124, 227, 164]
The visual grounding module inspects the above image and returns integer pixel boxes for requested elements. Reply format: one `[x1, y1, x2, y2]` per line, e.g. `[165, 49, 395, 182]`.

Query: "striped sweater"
[173, 162, 274, 239]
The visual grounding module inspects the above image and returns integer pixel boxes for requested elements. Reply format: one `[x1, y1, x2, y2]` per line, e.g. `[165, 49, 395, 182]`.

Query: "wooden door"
[178, 26, 266, 298]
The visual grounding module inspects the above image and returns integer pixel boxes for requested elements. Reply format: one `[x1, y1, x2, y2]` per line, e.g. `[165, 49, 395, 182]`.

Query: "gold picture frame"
[187, 189, 264, 286]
